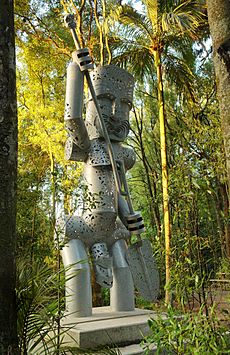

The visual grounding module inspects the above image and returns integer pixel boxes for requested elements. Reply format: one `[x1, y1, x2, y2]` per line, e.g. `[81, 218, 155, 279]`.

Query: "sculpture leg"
[61, 239, 92, 317]
[110, 239, 135, 311]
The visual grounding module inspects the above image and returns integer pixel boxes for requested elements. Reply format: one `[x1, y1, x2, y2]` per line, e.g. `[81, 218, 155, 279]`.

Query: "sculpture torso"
[83, 138, 135, 214]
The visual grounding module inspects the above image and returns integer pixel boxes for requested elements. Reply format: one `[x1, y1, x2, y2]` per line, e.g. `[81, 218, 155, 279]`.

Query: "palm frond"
[164, 52, 196, 101]
[143, 0, 158, 29]
[161, 1, 207, 40]
[114, 25, 152, 48]
[164, 35, 196, 69]
[110, 4, 154, 39]
[16, 258, 66, 353]
[112, 47, 155, 79]
[16, 257, 114, 353]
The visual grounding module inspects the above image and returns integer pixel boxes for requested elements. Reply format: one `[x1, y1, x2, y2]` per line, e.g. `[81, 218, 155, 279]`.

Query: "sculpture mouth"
[107, 120, 130, 140]
[96, 114, 130, 140]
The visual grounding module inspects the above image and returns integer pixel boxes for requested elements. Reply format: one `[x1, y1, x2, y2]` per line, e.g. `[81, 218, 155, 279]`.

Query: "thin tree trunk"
[153, 49, 171, 305]
[0, 0, 19, 353]
[89, 254, 102, 307]
[94, 0, 104, 65]
[49, 142, 56, 226]
[30, 182, 39, 262]
[133, 108, 161, 238]
[142, 158, 161, 239]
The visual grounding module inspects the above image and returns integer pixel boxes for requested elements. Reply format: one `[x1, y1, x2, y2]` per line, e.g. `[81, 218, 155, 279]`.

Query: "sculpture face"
[87, 93, 132, 141]
[86, 65, 134, 142]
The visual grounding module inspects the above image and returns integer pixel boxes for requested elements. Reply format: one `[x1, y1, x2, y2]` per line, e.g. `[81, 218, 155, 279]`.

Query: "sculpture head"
[86, 65, 134, 141]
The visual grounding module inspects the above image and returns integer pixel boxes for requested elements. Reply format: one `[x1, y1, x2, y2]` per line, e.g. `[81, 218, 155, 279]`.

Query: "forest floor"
[207, 287, 230, 325]
[187, 286, 230, 327]
[139, 285, 230, 326]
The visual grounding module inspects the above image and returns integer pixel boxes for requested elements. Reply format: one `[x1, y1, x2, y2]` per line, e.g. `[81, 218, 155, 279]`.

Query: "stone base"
[61, 306, 166, 350]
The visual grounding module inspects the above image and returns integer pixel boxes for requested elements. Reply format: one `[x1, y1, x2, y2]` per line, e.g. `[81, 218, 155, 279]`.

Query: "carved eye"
[97, 93, 114, 102]
[121, 99, 132, 110]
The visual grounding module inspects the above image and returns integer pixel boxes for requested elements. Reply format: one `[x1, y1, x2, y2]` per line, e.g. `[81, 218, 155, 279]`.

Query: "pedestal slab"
[61, 306, 166, 350]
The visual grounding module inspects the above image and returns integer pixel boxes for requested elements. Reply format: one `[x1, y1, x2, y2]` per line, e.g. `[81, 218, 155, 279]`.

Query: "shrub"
[142, 305, 230, 354]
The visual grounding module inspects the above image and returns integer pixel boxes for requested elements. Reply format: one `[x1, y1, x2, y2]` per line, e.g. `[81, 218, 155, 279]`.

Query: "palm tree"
[112, 0, 207, 304]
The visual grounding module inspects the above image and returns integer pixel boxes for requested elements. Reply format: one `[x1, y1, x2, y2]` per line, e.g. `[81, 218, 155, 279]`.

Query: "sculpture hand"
[72, 49, 94, 72]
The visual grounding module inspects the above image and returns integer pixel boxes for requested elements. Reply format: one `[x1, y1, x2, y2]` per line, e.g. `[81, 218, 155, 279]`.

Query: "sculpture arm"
[117, 153, 133, 227]
[64, 55, 90, 152]
[117, 155, 144, 236]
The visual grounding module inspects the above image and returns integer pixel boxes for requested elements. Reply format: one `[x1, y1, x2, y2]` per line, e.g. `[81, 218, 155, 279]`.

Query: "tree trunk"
[207, 0, 230, 257]
[153, 49, 171, 305]
[220, 183, 230, 258]
[0, 0, 18, 353]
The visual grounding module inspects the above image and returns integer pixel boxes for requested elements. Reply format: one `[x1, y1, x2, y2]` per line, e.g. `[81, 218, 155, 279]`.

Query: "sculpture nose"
[112, 99, 121, 119]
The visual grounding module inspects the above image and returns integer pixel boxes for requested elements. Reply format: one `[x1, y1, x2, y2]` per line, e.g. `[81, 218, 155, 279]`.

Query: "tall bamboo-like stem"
[145, 0, 171, 304]
[48, 141, 62, 350]
[48, 141, 56, 226]
[153, 48, 171, 305]
[30, 182, 39, 263]
[133, 107, 161, 238]
[102, 0, 112, 64]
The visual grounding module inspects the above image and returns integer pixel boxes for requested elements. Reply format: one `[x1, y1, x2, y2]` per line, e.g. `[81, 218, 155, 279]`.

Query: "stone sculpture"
[60, 48, 143, 317]
[58, 15, 159, 318]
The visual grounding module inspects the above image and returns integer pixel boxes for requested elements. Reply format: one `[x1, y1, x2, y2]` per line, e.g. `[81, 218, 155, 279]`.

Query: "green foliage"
[217, 258, 230, 279]
[142, 306, 230, 354]
[101, 288, 110, 307]
[16, 257, 120, 354]
[127, 39, 228, 304]
[15, 3, 83, 262]
[13, 2, 229, 352]
[16, 258, 65, 354]
[17, 37, 66, 166]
